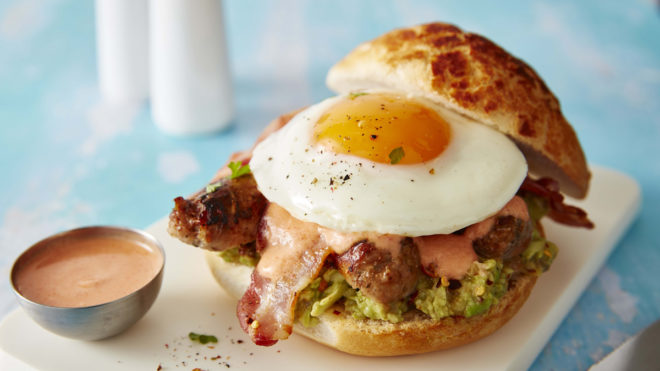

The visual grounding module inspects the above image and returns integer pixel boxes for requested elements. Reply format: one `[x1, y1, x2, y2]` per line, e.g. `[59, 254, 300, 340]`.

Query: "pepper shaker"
[149, 0, 234, 135]
[95, 0, 149, 103]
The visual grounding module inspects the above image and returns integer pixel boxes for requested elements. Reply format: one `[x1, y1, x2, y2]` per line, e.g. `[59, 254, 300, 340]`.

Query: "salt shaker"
[149, 0, 234, 135]
[95, 0, 149, 103]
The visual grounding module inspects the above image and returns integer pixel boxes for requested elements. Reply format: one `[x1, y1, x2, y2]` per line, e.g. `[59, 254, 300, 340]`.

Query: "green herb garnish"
[205, 161, 252, 193]
[228, 161, 251, 179]
[206, 182, 222, 193]
[388, 147, 405, 164]
[348, 92, 368, 100]
[188, 332, 218, 344]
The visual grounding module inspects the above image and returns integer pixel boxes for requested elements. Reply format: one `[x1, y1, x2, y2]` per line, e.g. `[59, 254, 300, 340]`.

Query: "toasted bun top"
[327, 22, 590, 198]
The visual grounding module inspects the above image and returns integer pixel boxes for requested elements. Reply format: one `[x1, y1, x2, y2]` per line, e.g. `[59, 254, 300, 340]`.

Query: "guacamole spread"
[218, 246, 259, 267]
[292, 194, 557, 325]
[226, 194, 557, 325]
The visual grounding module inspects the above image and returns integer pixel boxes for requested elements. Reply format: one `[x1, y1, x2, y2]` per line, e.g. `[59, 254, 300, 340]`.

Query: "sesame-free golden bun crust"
[205, 251, 537, 356]
[327, 22, 590, 198]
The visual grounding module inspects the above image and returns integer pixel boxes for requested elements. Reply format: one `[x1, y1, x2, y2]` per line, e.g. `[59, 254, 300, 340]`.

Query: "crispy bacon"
[236, 271, 277, 346]
[237, 204, 332, 345]
[520, 177, 594, 228]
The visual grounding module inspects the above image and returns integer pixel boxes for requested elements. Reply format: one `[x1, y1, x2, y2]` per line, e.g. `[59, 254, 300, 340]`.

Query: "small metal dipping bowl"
[9, 226, 165, 341]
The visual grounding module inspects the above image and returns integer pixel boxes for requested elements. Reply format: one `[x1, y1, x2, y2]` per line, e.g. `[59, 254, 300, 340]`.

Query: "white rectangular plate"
[0, 166, 641, 371]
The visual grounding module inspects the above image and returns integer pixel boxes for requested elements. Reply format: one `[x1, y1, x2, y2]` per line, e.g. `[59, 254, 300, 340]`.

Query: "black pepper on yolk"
[312, 93, 451, 164]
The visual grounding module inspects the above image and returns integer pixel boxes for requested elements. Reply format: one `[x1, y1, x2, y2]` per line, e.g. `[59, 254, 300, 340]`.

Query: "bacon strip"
[237, 204, 332, 345]
[520, 177, 594, 229]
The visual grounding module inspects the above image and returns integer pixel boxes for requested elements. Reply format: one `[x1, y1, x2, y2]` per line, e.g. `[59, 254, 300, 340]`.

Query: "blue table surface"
[1, 1, 659, 369]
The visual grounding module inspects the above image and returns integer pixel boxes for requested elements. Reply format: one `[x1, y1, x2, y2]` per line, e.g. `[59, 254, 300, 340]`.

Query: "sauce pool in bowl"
[10, 226, 165, 340]
[13, 234, 163, 308]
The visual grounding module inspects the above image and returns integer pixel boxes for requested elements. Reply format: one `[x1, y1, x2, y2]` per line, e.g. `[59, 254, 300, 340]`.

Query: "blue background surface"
[1, 1, 659, 369]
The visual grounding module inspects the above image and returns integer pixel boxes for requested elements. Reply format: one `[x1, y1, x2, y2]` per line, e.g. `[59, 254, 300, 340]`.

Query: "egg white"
[250, 91, 527, 236]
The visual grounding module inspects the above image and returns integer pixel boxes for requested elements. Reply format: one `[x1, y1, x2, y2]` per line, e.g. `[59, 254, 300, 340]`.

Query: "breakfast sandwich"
[168, 22, 593, 356]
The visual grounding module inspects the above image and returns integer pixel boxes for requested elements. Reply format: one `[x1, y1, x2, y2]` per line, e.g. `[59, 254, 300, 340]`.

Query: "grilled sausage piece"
[337, 238, 420, 305]
[168, 109, 303, 252]
[465, 196, 533, 260]
[168, 174, 268, 251]
[471, 215, 532, 260]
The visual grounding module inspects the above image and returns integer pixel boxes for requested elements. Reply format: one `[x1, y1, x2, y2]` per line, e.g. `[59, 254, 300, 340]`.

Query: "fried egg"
[250, 91, 527, 236]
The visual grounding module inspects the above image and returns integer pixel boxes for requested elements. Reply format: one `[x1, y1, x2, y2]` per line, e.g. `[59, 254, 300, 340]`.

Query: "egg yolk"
[313, 93, 451, 164]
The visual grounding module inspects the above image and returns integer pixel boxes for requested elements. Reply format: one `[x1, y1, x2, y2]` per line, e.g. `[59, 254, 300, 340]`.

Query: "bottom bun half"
[205, 251, 537, 356]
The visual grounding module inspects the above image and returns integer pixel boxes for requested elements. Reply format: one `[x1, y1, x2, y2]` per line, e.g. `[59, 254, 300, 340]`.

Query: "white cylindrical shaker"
[95, 0, 149, 103]
[149, 0, 234, 135]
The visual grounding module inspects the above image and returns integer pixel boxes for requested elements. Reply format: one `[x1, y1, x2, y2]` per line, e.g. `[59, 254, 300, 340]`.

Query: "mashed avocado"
[233, 194, 558, 325]
[296, 234, 553, 325]
[218, 246, 259, 267]
[292, 194, 558, 324]
[344, 289, 408, 323]
[296, 274, 323, 327]
[414, 259, 511, 319]
[521, 229, 558, 274]
[296, 269, 349, 327]
[296, 269, 408, 326]
[294, 259, 512, 324]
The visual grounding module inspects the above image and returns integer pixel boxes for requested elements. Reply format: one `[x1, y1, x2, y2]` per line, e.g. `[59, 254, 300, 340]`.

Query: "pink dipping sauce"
[13, 235, 163, 308]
